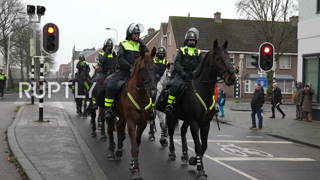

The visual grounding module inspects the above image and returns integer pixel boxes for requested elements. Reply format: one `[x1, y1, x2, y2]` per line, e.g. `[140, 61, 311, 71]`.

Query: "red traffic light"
[264, 47, 271, 53]
[48, 26, 55, 34]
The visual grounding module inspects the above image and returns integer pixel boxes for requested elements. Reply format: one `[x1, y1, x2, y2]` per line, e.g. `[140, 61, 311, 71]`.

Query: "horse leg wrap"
[196, 156, 204, 171]
[130, 157, 139, 171]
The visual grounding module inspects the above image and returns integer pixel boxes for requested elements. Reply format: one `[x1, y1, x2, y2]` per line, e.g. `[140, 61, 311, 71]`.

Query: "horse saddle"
[155, 81, 188, 113]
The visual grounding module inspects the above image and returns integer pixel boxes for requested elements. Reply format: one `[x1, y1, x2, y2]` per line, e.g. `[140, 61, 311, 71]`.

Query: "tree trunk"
[267, 70, 274, 101]
[8, 67, 14, 89]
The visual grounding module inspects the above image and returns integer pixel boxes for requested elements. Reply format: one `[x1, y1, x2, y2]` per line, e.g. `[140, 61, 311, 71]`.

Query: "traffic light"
[234, 66, 239, 74]
[259, 42, 274, 72]
[42, 23, 59, 54]
[251, 54, 259, 68]
[27, 5, 35, 15]
[37, 6, 46, 16]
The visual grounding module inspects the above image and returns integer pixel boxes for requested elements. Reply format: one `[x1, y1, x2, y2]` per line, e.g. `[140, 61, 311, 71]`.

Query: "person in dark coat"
[301, 82, 314, 122]
[270, 83, 286, 119]
[250, 84, 265, 130]
[294, 82, 304, 120]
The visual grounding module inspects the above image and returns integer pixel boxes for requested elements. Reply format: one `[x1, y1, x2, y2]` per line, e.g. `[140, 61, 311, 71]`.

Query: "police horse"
[156, 40, 236, 180]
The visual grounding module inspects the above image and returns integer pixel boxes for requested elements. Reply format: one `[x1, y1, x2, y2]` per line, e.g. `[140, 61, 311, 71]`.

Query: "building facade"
[297, 0, 320, 120]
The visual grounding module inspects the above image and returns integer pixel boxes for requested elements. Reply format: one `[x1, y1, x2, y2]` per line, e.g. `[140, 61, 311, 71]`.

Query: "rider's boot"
[92, 98, 98, 110]
[104, 98, 114, 120]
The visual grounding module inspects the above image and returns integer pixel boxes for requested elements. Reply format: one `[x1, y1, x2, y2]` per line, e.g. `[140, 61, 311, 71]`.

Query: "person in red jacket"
[214, 84, 219, 102]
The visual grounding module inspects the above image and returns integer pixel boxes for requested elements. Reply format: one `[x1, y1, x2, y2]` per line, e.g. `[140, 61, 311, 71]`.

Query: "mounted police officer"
[97, 38, 117, 79]
[0, 69, 6, 97]
[72, 53, 90, 93]
[104, 22, 148, 119]
[148, 46, 169, 140]
[164, 27, 203, 114]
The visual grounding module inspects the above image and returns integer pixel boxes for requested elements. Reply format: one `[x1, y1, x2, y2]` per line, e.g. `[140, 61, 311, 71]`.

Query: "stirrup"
[164, 104, 173, 114]
[104, 109, 113, 119]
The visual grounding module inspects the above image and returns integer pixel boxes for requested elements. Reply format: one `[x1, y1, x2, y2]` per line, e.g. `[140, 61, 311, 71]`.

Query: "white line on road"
[217, 135, 234, 137]
[246, 136, 264, 138]
[208, 157, 315, 161]
[182, 140, 292, 144]
[174, 140, 259, 180]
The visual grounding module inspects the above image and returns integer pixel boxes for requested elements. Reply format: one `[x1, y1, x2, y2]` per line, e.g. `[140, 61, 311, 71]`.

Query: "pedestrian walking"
[250, 84, 265, 130]
[218, 87, 226, 117]
[293, 82, 303, 120]
[301, 83, 314, 122]
[270, 83, 286, 119]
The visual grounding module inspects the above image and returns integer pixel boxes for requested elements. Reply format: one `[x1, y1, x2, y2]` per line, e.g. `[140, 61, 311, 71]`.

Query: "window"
[275, 80, 294, 94]
[303, 56, 319, 102]
[245, 54, 255, 68]
[279, 56, 291, 69]
[229, 53, 234, 63]
[163, 37, 167, 47]
[317, 0, 320, 13]
[161, 37, 163, 46]
[168, 32, 172, 46]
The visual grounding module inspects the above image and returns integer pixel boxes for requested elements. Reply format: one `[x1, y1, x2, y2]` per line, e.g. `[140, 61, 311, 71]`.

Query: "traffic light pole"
[39, 56, 44, 121]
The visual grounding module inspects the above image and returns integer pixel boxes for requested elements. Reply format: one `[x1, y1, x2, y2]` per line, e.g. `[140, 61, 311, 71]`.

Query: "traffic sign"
[257, 77, 268, 88]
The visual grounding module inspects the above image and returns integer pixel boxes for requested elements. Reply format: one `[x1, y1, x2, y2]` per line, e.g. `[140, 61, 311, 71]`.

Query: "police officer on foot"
[0, 69, 6, 97]
[104, 23, 148, 119]
[148, 46, 169, 141]
[164, 27, 203, 114]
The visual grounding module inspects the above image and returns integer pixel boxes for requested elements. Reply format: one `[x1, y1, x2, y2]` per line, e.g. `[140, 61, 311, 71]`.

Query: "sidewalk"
[8, 104, 108, 180]
[219, 109, 320, 148]
[226, 98, 295, 105]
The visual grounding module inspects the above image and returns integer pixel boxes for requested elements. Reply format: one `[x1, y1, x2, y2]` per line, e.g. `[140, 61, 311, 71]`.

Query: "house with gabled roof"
[142, 28, 160, 51]
[160, 12, 298, 99]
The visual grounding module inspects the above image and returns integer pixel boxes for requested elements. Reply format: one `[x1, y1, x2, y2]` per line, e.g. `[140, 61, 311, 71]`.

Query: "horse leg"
[189, 121, 207, 180]
[200, 121, 210, 156]
[100, 107, 107, 141]
[167, 115, 176, 160]
[181, 121, 190, 163]
[115, 118, 126, 158]
[159, 111, 168, 147]
[107, 116, 116, 161]
[82, 98, 87, 118]
[127, 120, 142, 180]
[91, 109, 97, 138]
[148, 119, 155, 141]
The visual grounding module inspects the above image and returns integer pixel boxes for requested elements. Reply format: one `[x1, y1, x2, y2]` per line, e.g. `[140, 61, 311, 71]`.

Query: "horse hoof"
[148, 135, 155, 141]
[181, 153, 189, 163]
[100, 135, 107, 141]
[159, 138, 168, 147]
[115, 149, 123, 158]
[189, 156, 197, 166]
[168, 151, 176, 161]
[132, 173, 143, 180]
[107, 152, 116, 161]
[197, 171, 207, 180]
[82, 116, 87, 119]
[91, 133, 96, 138]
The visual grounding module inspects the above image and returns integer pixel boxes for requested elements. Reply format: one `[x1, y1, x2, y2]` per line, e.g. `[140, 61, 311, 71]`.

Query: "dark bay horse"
[108, 47, 157, 180]
[159, 40, 236, 180]
[74, 69, 91, 118]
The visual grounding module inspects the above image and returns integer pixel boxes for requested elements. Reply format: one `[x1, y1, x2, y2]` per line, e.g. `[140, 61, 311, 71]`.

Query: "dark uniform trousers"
[104, 70, 130, 107]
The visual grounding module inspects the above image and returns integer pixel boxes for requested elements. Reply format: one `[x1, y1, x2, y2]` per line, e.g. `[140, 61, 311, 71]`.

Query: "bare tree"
[0, 0, 28, 88]
[235, 0, 298, 97]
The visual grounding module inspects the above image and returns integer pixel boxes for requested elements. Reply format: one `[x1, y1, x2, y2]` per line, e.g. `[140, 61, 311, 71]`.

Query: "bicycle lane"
[173, 121, 320, 180]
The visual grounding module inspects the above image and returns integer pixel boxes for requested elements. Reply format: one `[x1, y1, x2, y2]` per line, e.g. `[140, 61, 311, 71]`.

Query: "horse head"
[198, 39, 236, 86]
[130, 47, 157, 96]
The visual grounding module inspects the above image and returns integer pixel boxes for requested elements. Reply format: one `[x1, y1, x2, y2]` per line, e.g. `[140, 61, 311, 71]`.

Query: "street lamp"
[105, 27, 118, 49]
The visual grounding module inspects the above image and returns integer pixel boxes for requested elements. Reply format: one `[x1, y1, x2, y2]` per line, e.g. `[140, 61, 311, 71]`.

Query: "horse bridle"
[130, 59, 154, 97]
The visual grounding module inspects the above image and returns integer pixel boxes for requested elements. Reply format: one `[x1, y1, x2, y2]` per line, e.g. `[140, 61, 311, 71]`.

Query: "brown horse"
[107, 47, 157, 180]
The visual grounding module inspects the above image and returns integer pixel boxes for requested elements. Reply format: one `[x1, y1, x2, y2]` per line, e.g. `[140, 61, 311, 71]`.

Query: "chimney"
[289, 16, 299, 26]
[148, 28, 155, 35]
[214, 12, 222, 23]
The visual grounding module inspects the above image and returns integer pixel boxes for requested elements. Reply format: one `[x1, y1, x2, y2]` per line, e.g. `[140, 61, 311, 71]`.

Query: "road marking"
[217, 135, 234, 137]
[246, 136, 264, 138]
[182, 140, 292, 144]
[174, 140, 258, 180]
[208, 157, 315, 161]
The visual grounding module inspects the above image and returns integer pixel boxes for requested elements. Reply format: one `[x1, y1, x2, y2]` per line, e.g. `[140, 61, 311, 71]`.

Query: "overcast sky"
[22, 0, 239, 71]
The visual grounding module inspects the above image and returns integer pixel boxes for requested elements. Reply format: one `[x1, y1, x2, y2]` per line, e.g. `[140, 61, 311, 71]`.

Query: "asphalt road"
[6, 90, 320, 180]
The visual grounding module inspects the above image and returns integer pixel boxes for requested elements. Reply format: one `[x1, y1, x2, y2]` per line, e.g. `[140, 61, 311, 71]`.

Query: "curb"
[62, 110, 109, 180]
[229, 108, 252, 112]
[7, 105, 44, 180]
